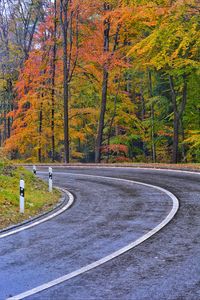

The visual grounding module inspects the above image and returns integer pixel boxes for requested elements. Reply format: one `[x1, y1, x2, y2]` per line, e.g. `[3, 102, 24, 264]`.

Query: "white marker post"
[20, 180, 25, 214]
[33, 165, 36, 175]
[49, 167, 53, 192]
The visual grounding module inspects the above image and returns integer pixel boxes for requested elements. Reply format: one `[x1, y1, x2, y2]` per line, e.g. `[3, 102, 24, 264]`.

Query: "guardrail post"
[33, 165, 36, 175]
[49, 167, 53, 192]
[20, 180, 25, 213]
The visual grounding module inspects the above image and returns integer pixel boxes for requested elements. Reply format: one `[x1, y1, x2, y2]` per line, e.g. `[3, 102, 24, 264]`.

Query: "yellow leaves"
[0, 78, 7, 90]
[185, 130, 200, 148]
[70, 130, 86, 142]
[69, 107, 98, 143]
[127, 2, 168, 31]
[128, 0, 200, 72]
[71, 150, 84, 159]
[126, 0, 200, 72]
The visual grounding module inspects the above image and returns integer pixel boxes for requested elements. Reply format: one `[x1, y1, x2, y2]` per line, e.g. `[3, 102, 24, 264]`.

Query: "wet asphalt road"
[0, 167, 200, 300]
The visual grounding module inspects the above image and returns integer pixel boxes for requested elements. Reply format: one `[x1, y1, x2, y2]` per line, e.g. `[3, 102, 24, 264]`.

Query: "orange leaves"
[101, 144, 131, 162]
[101, 144, 128, 155]
[79, 1, 129, 80]
[128, 3, 168, 28]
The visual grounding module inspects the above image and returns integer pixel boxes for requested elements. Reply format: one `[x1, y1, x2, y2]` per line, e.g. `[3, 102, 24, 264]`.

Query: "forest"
[0, 0, 199, 164]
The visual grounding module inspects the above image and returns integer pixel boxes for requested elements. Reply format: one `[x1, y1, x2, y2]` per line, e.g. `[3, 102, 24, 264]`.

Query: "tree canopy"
[0, 0, 199, 163]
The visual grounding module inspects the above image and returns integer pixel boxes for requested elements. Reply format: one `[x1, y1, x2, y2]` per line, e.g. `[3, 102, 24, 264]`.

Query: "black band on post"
[20, 187, 25, 197]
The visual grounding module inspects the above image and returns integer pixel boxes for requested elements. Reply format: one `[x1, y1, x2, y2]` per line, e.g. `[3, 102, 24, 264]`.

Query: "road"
[0, 167, 200, 300]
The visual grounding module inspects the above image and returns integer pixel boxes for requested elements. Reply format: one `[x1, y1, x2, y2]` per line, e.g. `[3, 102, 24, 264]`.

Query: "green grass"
[0, 162, 61, 230]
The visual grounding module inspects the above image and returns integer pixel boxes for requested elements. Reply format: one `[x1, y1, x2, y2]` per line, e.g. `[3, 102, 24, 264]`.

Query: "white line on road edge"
[8, 173, 179, 300]
[122, 167, 200, 176]
[28, 165, 200, 176]
[0, 188, 74, 239]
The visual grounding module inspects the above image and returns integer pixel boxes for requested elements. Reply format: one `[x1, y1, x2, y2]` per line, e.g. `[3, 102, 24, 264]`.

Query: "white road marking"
[0, 189, 74, 239]
[33, 164, 200, 176]
[8, 173, 179, 300]
[123, 167, 200, 176]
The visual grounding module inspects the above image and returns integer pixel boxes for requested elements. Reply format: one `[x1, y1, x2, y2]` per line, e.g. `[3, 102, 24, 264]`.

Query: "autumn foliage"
[0, 0, 199, 163]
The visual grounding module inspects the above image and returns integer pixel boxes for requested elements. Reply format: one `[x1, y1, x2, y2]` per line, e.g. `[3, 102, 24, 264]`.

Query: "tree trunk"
[140, 87, 147, 159]
[198, 108, 200, 129]
[51, 0, 57, 162]
[95, 68, 109, 163]
[63, 20, 69, 163]
[60, 0, 70, 163]
[6, 79, 13, 139]
[7, 116, 11, 139]
[169, 75, 179, 163]
[95, 4, 111, 163]
[63, 75, 69, 163]
[38, 104, 43, 163]
[180, 118, 186, 162]
[59, 1, 80, 163]
[151, 104, 156, 163]
[148, 70, 156, 163]
[173, 113, 179, 163]
[169, 75, 187, 163]
[106, 77, 119, 163]
[3, 99, 7, 142]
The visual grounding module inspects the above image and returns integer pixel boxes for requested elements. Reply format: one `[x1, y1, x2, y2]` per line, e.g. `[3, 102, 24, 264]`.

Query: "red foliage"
[101, 144, 128, 155]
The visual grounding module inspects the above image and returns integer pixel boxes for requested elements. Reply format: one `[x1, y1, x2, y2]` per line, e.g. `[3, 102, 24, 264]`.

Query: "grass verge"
[0, 162, 61, 230]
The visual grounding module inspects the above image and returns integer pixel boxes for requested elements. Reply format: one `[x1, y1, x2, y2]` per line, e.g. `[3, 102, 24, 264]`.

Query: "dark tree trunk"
[141, 91, 146, 121]
[140, 87, 147, 159]
[106, 77, 120, 163]
[63, 75, 69, 163]
[180, 118, 186, 162]
[38, 104, 43, 163]
[60, 0, 70, 163]
[95, 68, 109, 163]
[63, 26, 70, 164]
[3, 99, 7, 142]
[169, 75, 179, 163]
[169, 75, 187, 163]
[51, 0, 57, 162]
[95, 4, 111, 163]
[173, 113, 179, 163]
[7, 116, 11, 139]
[6, 79, 13, 139]
[148, 70, 156, 163]
[151, 104, 156, 163]
[180, 76, 187, 162]
[198, 108, 200, 129]
[60, 1, 79, 163]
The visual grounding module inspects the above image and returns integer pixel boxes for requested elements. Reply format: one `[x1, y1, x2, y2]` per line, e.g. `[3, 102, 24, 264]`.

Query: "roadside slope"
[0, 162, 60, 230]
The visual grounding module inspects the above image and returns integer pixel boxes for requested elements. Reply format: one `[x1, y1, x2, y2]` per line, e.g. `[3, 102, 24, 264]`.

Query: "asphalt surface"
[0, 167, 200, 300]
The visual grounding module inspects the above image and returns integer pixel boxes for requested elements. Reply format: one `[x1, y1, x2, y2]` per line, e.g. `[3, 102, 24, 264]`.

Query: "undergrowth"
[0, 161, 61, 230]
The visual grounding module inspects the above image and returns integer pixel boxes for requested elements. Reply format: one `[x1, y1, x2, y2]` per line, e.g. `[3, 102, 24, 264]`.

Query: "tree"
[0, 0, 46, 149]
[3, 0, 200, 164]
[50, 0, 58, 162]
[129, 0, 200, 162]
[59, 0, 79, 163]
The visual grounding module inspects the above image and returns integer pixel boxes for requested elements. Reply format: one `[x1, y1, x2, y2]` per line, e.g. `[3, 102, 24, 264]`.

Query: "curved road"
[0, 167, 200, 300]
